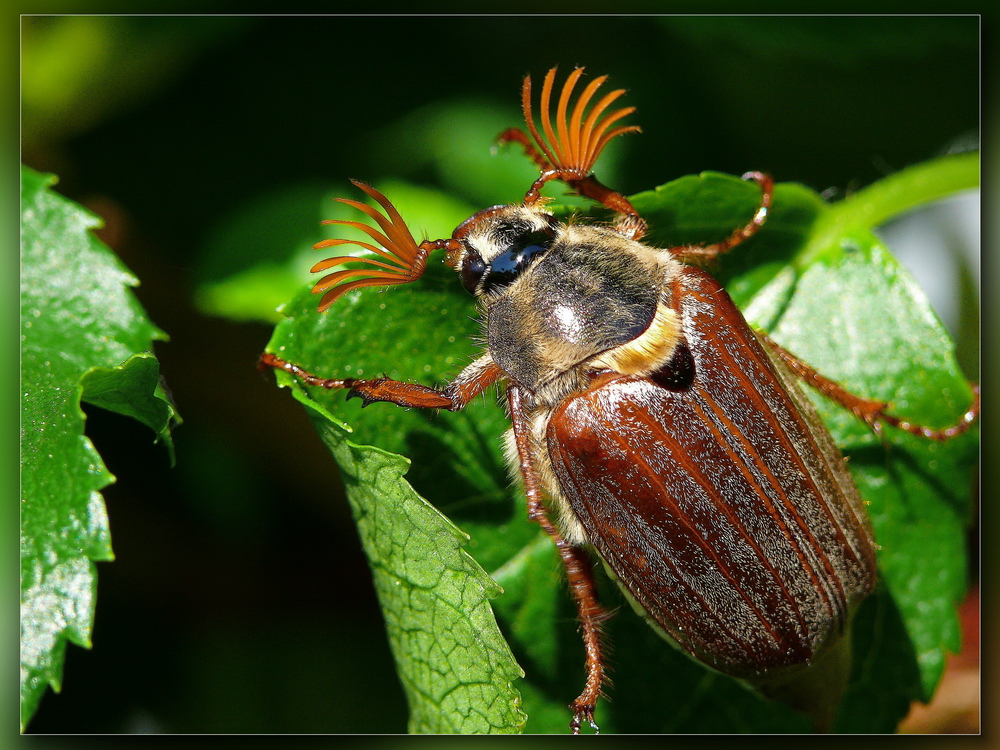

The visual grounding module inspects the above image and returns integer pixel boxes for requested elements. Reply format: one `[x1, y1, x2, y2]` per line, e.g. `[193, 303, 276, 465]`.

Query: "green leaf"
[20, 165, 178, 729]
[301, 397, 525, 733]
[748, 155, 980, 707]
[268, 259, 526, 734]
[263, 152, 977, 733]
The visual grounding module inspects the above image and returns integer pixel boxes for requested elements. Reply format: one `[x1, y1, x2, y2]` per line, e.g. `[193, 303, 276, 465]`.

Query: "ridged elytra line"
[620, 402, 784, 653]
[621, 400, 794, 655]
[766, 362, 876, 574]
[716, 341, 866, 576]
[703, 394, 847, 632]
[554, 433, 757, 660]
[684, 274, 867, 578]
[698, 340, 860, 613]
[685, 391, 821, 638]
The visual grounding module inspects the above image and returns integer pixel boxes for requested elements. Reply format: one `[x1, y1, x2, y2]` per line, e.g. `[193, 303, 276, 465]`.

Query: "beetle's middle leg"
[259, 352, 503, 412]
[672, 171, 774, 262]
[508, 384, 606, 734]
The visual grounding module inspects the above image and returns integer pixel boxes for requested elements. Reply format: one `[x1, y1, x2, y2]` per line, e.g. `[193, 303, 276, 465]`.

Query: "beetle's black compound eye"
[481, 243, 547, 294]
[460, 249, 487, 295]
[478, 230, 553, 296]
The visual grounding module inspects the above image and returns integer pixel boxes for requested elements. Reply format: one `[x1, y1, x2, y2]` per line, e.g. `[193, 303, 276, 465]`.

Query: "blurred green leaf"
[20, 166, 178, 730]
[663, 16, 979, 66]
[369, 98, 546, 208]
[263, 154, 977, 733]
[194, 183, 331, 324]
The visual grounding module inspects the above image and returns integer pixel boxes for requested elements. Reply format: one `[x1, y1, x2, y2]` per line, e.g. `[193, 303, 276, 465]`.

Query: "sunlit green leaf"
[20, 166, 178, 729]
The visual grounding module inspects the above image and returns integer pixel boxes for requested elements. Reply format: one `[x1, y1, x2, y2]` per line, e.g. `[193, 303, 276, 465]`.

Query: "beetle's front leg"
[259, 352, 503, 412]
[672, 172, 773, 262]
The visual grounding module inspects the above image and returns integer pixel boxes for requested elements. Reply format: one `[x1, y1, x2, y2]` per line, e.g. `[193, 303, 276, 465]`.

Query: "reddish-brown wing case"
[546, 267, 877, 678]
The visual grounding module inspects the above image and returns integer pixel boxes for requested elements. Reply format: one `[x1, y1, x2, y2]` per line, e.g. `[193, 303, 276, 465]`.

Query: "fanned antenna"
[521, 66, 641, 178]
[311, 180, 457, 311]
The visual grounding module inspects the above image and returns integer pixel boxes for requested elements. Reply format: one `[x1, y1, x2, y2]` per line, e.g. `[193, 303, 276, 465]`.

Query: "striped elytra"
[546, 267, 876, 679]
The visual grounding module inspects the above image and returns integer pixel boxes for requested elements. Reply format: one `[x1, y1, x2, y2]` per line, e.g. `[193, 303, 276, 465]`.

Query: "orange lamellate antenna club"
[522, 67, 641, 179]
[311, 180, 458, 311]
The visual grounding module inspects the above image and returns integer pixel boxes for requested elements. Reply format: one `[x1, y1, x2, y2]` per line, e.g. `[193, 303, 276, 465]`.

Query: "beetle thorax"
[474, 220, 684, 404]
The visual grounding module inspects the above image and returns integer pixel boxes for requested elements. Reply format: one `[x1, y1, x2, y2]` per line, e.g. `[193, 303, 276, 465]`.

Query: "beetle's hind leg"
[760, 336, 981, 441]
[508, 385, 607, 734]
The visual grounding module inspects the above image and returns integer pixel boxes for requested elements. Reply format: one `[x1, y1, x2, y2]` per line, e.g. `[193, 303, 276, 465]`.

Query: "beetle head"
[445, 205, 561, 299]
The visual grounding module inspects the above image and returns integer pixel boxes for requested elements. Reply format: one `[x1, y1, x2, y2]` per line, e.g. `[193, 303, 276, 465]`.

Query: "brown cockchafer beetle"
[261, 67, 980, 733]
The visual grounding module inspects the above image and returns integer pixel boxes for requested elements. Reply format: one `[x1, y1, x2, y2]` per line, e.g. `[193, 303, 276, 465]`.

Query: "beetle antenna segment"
[511, 67, 642, 211]
[311, 180, 459, 311]
[499, 67, 648, 240]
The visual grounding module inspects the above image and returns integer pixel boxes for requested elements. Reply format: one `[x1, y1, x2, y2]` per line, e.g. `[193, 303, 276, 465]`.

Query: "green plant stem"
[800, 151, 979, 267]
